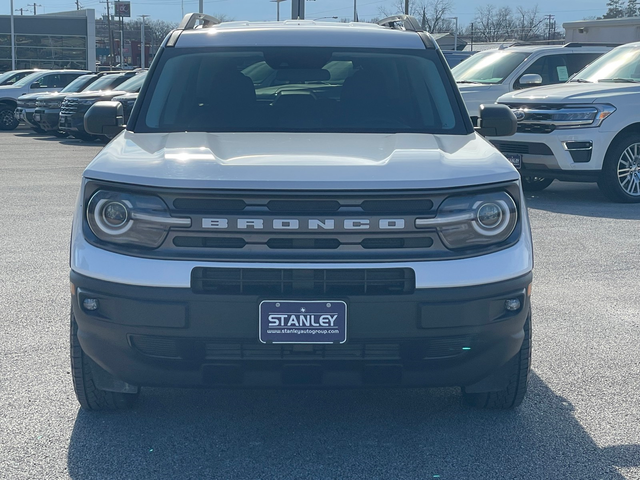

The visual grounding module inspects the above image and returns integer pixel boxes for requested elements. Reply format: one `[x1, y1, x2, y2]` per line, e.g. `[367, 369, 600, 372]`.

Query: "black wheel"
[70, 310, 139, 410]
[521, 176, 553, 192]
[462, 309, 531, 409]
[598, 133, 640, 203]
[0, 106, 19, 131]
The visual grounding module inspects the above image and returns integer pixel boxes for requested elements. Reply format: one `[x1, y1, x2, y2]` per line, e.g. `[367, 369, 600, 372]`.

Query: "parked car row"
[452, 41, 640, 202]
[1, 68, 145, 140]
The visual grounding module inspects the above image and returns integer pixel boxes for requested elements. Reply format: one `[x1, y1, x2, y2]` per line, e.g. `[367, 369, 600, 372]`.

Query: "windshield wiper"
[598, 78, 639, 83]
[456, 80, 490, 84]
[570, 78, 591, 83]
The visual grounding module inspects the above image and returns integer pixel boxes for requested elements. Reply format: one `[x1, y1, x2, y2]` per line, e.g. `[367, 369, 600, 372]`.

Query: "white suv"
[495, 42, 640, 202]
[69, 14, 533, 410]
[453, 44, 613, 122]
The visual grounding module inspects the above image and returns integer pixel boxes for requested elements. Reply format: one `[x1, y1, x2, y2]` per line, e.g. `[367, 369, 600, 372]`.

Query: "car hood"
[497, 82, 640, 104]
[84, 132, 519, 190]
[67, 90, 127, 100]
[19, 91, 58, 100]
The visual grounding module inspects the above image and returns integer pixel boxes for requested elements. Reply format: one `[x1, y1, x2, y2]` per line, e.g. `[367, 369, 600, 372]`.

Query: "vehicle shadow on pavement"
[13, 132, 103, 146]
[66, 372, 639, 479]
[525, 182, 640, 220]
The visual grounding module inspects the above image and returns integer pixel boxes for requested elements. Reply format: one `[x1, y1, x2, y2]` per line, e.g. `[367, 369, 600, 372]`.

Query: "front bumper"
[15, 107, 38, 128]
[59, 112, 85, 133]
[34, 108, 61, 132]
[71, 270, 532, 389]
[491, 128, 618, 179]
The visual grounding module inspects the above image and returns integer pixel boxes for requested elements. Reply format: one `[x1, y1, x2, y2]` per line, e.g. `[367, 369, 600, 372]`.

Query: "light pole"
[446, 16, 458, 51]
[271, 0, 285, 21]
[139, 14, 149, 68]
[10, 0, 16, 70]
[353, 0, 357, 21]
[198, 0, 203, 14]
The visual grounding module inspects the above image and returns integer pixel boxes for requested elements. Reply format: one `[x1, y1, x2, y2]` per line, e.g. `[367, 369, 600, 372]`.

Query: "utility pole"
[354, 0, 357, 22]
[405, 0, 409, 14]
[546, 14, 555, 41]
[27, 3, 42, 15]
[101, 0, 115, 66]
[76, 0, 81, 10]
[139, 14, 149, 68]
[10, 0, 16, 70]
[199, 0, 203, 14]
[15, 8, 24, 14]
[470, 22, 474, 51]
[292, 0, 305, 19]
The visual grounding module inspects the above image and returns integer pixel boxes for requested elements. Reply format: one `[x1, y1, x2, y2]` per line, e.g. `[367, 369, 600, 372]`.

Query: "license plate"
[259, 300, 347, 344]
[504, 153, 522, 169]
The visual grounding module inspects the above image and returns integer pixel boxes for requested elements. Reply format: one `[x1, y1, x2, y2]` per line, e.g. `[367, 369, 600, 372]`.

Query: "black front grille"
[517, 124, 555, 134]
[206, 343, 402, 360]
[191, 267, 415, 295]
[491, 141, 554, 156]
[130, 337, 472, 361]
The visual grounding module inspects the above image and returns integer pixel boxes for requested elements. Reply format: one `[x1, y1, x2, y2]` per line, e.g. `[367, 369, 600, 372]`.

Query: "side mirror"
[30, 82, 41, 89]
[85, 101, 124, 137]
[517, 73, 542, 87]
[475, 104, 517, 137]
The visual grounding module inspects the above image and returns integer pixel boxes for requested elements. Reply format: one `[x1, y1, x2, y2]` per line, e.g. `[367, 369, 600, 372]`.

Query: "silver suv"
[70, 14, 532, 411]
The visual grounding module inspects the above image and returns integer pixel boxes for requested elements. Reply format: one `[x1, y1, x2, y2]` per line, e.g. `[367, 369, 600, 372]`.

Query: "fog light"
[83, 298, 99, 311]
[504, 299, 521, 311]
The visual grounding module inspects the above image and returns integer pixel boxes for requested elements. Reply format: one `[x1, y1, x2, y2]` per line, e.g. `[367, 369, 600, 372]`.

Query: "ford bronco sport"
[70, 14, 533, 410]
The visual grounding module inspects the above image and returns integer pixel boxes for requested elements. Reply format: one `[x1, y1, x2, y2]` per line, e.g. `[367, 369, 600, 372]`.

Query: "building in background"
[564, 18, 640, 44]
[0, 10, 96, 72]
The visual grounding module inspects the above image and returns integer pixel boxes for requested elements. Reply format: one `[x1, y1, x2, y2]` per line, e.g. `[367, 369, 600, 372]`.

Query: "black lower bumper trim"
[70, 270, 532, 389]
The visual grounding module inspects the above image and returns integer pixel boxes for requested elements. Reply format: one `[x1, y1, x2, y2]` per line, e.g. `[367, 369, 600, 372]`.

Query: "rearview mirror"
[475, 104, 517, 137]
[85, 101, 124, 138]
[30, 82, 41, 89]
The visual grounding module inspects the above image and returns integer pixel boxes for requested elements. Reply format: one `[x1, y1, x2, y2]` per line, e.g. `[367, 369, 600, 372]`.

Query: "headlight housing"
[86, 190, 190, 248]
[416, 191, 518, 250]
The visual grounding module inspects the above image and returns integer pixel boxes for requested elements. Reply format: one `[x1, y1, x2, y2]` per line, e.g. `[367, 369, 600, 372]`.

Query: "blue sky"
[8, 0, 609, 31]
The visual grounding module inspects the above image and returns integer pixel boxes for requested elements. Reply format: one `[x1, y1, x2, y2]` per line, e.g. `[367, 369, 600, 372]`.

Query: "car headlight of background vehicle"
[415, 191, 518, 249]
[86, 190, 190, 248]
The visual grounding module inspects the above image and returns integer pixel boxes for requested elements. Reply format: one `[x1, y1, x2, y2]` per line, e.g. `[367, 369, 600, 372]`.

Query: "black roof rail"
[178, 12, 222, 30]
[563, 42, 621, 47]
[378, 15, 423, 32]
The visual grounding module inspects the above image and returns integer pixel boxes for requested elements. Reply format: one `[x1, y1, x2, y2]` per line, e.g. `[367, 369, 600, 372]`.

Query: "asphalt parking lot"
[1, 127, 639, 479]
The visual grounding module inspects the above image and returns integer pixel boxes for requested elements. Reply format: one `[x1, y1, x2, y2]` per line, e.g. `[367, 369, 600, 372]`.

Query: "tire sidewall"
[0, 106, 18, 131]
[600, 133, 640, 203]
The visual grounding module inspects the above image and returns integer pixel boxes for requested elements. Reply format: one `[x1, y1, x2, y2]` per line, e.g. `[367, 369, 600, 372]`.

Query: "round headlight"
[476, 202, 502, 229]
[93, 198, 133, 235]
[103, 201, 129, 227]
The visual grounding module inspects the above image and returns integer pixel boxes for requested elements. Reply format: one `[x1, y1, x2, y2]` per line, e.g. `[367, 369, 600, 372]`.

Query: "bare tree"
[514, 6, 545, 41]
[474, 4, 516, 41]
[379, 0, 454, 32]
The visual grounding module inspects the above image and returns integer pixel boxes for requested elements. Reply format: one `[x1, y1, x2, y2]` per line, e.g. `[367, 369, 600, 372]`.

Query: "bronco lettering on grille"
[201, 218, 406, 230]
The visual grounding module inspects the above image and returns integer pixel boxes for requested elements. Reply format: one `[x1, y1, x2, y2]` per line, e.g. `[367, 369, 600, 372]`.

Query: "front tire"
[0, 106, 19, 130]
[462, 309, 531, 409]
[598, 134, 640, 203]
[521, 176, 553, 192]
[70, 310, 139, 410]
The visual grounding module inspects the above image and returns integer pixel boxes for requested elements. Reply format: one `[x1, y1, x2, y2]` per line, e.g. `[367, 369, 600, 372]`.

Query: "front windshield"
[61, 75, 95, 93]
[12, 72, 44, 88]
[451, 51, 529, 84]
[83, 74, 130, 92]
[135, 47, 466, 135]
[573, 45, 640, 83]
[117, 72, 147, 93]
